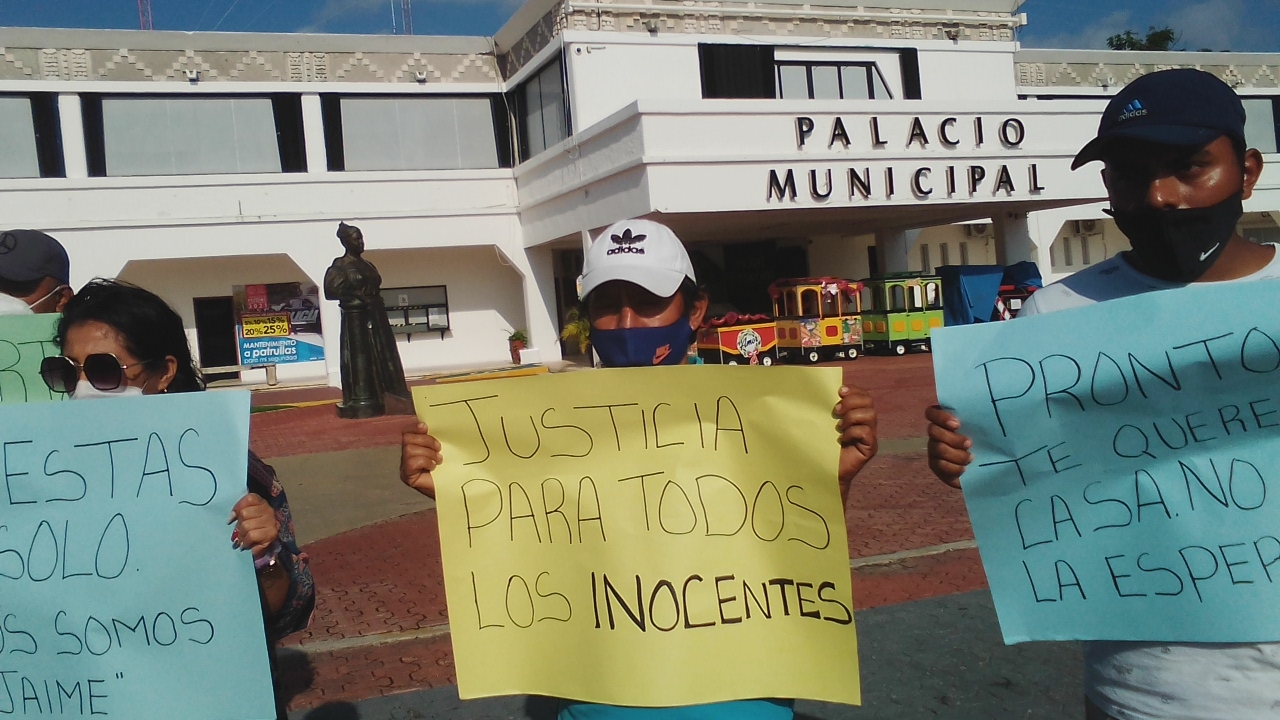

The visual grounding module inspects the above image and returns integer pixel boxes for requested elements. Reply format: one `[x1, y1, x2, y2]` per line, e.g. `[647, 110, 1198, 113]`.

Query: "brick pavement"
[261, 353, 974, 713]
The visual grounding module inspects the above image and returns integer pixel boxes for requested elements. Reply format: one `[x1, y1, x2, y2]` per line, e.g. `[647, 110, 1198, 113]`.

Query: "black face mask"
[1106, 192, 1243, 282]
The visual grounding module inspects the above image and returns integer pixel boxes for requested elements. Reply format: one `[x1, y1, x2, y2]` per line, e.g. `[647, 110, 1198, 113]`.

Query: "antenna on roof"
[401, 0, 414, 34]
[137, 0, 154, 30]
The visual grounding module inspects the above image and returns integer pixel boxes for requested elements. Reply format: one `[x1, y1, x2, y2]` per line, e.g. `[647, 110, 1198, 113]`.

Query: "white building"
[1, 0, 1279, 386]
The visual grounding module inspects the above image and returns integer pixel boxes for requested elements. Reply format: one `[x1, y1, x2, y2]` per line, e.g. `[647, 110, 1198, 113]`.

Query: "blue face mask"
[592, 321, 693, 368]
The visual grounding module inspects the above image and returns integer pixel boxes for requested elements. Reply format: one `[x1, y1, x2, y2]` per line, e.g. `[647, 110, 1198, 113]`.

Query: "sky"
[0, 0, 1277, 51]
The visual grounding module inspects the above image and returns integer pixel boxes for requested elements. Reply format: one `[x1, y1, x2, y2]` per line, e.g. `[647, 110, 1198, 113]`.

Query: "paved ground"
[287, 591, 1083, 720]
[248, 354, 1078, 719]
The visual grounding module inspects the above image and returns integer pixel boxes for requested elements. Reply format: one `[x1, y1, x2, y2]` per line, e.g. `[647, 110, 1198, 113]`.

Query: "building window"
[775, 62, 892, 100]
[699, 45, 776, 99]
[0, 94, 63, 178]
[382, 285, 450, 336]
[1079, 236, 1092, 266]
[1063, 236, 1074, 267]
[330, 96, 500, 172]
[1243, 98, 1279, 154]
[515, 58, 570, 161]
[919, 244, 931, 273]
[959, 241, 970, 265]
[939, 242, 950, 268]
[83, 95, 304, 177]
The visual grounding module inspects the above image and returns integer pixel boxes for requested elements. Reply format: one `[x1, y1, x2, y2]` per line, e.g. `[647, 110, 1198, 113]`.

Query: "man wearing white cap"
[399, 218, 878, 719]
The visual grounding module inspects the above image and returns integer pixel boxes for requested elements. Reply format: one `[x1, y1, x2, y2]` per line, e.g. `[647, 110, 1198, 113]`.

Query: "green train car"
[859, 273, 944, 355]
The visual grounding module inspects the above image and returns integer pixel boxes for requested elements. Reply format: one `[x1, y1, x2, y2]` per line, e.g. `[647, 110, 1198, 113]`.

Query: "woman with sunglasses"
[40, 279, 315, 718]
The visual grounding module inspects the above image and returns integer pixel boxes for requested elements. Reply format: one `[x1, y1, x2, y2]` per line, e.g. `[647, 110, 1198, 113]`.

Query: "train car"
[860, 273, 944, 355]
[696, 313, 778, 365]
[769, 277, 864, 363]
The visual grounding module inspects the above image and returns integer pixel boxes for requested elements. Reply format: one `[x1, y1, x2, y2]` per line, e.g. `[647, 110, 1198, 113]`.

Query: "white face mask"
[0, 293, 34, 316]
[27, 284, 67, 313]
[70, 379, 145, 401]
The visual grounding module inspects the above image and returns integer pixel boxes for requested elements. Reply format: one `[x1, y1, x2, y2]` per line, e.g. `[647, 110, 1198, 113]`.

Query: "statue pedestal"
[336, 398, 384, 419]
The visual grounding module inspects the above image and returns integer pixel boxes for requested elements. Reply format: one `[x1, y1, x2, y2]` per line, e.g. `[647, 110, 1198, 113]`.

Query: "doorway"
[193, 296, 239, 383]
[723, 241, 809, 314]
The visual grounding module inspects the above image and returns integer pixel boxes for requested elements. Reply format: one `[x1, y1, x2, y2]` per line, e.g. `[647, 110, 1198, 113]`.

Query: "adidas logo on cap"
[1118, 99, 1148, 122]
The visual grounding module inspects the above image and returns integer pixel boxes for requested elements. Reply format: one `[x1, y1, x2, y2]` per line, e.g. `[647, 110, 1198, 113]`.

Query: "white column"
[994, 212, 1036, 266]
[873, 228, 921, 274]
[294, 253, 343, 388]
[57, 94, 88, 179]
[524, 245, 562, 363]
[500, 240, 562, 365]
[300, 94, 328, 174]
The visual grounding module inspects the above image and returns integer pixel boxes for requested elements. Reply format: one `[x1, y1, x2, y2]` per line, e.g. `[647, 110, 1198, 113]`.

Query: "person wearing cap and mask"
[925, 69, 1280, 719]
[0, 229, 73, 315]
[400, 218, 878, 720]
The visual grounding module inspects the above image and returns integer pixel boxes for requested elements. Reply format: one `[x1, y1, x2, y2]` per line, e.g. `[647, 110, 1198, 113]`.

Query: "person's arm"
[242, 454, 316, 641]
[258, 562, 290, 615]
[835, 384, 877, 503]
[925, 405, 972, 489]
[400, 421, 443, 498]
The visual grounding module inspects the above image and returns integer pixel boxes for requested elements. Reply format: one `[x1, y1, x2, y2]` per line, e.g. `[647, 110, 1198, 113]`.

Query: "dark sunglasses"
[40, 354, 150, 394]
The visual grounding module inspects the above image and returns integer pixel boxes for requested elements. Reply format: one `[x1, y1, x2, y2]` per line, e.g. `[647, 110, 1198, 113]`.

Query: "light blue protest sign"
[0, 314, 63, 404]
[0, 391, 276, 719]
[933, 279, 1280, 643]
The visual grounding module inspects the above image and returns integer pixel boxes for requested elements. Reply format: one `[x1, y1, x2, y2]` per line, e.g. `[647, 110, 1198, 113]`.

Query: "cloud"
[298, 0, 521, 33]
[297, 0, 385, 32]
[1164, 0, 1255, 51]
[1020, 9, 1132, 49]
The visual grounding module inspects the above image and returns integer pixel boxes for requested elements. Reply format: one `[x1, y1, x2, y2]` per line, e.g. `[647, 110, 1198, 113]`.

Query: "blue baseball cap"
[0, 229, 69, 285]
[1072, 68, 1246, 170]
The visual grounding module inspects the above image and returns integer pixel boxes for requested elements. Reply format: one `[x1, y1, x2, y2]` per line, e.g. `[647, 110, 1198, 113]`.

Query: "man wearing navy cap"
[926, 69, 1280, 718]
[0, 229, 72, 315]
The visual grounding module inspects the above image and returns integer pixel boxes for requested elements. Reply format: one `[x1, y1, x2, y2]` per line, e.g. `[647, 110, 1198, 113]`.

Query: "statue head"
[337, 222, 364, 255]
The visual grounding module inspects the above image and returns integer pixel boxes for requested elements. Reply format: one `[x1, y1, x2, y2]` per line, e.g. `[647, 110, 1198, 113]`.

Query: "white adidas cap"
[579, 218, 697, 300]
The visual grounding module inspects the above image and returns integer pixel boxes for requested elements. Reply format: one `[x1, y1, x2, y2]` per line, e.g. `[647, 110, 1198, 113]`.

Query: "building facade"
[1, 0, 1278, 386]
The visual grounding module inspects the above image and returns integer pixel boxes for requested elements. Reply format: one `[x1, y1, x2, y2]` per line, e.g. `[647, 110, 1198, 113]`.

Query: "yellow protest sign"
[413, 365, 860, 707]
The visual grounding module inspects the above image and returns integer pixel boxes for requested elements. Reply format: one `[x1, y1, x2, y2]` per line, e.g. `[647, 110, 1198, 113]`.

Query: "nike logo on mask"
[1199, 243, 1221, 262]
[652, 344, 672, 364]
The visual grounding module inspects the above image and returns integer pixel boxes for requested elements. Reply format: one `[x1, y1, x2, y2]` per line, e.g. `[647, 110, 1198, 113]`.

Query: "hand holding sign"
[834, 384, 878, 491]
[924, 405, 972, 489]
[414, 365, 861, 707]
[932, 280, 1280, 644]
[399, 420, 443, 497]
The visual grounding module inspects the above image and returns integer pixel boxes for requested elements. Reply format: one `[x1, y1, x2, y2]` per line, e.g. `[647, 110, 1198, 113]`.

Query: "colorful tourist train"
[696, 274, 944, 365]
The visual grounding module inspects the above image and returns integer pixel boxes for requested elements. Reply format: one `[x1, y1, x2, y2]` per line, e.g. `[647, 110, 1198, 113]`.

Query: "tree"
[1106, 25, 1179, 51]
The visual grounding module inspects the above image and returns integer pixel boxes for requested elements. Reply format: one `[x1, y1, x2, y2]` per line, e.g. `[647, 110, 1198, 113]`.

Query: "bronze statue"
[323, 222, 412, 419]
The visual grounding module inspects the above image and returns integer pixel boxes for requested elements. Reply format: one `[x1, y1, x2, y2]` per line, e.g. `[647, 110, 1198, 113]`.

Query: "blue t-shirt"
[559, 700, 794, 720]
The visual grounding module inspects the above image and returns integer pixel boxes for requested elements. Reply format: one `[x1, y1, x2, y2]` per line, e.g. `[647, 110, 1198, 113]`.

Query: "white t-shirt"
[1020, 246, 1280, 720]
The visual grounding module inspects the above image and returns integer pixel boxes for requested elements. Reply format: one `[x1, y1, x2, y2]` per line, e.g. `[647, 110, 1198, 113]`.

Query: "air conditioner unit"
[1073, 219, 1099, 235]
[965, 223, 990, 238]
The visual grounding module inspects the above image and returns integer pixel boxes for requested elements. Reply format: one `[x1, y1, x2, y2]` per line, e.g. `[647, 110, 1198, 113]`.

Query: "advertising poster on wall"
[233, 282, 326, 365]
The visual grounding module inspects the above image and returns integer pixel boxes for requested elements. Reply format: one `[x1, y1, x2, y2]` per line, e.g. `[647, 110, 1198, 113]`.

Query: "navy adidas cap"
[0, 229, 69, 285]
[1072, 68, 1246, 170]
